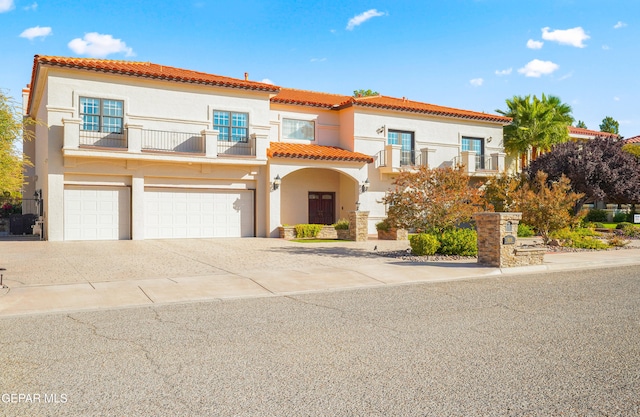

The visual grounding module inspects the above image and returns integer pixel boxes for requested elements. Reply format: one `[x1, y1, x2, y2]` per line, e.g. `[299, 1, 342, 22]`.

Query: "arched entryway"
[279, 168, 359, 227]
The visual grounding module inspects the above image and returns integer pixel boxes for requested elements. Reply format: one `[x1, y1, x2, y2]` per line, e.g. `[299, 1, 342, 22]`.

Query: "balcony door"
[308, 192, 335, 225]
[388, 130, 415, 165]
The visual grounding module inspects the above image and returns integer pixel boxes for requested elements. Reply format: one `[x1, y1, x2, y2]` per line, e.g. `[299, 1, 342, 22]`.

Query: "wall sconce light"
[360, 178, 370, 193]
[487, 136, 493, 143]
[355, 201, 360, 211]
[376, 125, 385, 135]
[272, 174, 281, 190]
[33, 189, 42, 200]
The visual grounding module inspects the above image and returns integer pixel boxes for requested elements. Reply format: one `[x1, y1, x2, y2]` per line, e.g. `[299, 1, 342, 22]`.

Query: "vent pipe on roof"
[244, 72, 249, 81]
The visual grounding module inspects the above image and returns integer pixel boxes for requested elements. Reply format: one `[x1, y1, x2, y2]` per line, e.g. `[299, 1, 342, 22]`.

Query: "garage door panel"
[64, 186, 130, 241]
[144, 189, 253, 239]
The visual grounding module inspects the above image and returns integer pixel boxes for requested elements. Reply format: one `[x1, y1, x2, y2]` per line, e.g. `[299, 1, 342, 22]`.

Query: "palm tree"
[496, 94, 573, 169]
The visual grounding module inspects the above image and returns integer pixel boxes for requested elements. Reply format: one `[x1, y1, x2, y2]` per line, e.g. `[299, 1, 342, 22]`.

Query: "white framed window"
[80, 97, 123, 133]
[282, 118, 315, 141]
[214, 111, 249, 142]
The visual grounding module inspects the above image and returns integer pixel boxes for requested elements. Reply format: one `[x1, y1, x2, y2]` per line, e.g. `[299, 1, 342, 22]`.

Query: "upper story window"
[282, 118, 315, 141]
[80, 97, 123, 133]
[462, 137, 485, 169]
[214, 111, 248, 142]
[388, 130, 415, 165]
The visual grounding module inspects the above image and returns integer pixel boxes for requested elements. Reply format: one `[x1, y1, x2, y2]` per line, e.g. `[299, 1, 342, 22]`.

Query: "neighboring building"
[23, 55, 511, 241]
[568, 126, 619, 141]
[624, 135, 640, 144]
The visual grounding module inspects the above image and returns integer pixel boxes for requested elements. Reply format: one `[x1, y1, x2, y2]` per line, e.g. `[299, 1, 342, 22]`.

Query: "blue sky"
[2, 0, 639, 137]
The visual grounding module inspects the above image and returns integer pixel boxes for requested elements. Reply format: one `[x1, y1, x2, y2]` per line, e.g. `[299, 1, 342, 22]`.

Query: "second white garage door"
[144, 189, 254, 239]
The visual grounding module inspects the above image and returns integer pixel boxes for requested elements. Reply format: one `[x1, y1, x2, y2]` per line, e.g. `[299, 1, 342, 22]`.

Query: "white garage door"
[144, 189, 254, 239]
[64, 186, 131, 241]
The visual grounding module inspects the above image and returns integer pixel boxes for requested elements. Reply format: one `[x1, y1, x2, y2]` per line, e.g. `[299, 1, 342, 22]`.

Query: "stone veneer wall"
[349, 211, 369, 242]
[474, 212, 544, 268]
[377, 228, 409, 241]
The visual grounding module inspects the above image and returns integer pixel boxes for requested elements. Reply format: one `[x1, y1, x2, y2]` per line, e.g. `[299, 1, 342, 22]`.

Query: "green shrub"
[550, 228, 609, 249]
[592, 222, 605, 228]
[517, 223, 535, 237]
[375, 218, 392, 232]
[437, 229, 478, 256]
[409, 234, 440, 256]
[619, 223, 640, 238]
[333, 219, 349, 230]
[616, 222, 633, 230]
[613, 212, 628, 223]
[585, 209, 607, 222]
[294, 224, 323, 238]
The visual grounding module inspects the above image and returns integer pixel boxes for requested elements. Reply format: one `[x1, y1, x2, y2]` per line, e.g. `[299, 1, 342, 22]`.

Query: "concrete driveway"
[2, 237, 640, 317]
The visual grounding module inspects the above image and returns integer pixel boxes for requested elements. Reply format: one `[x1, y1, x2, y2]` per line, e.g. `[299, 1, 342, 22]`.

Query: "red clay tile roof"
[270, 88, 353, 108]
[624, 135, 640, 143]
[568, 126, 619, 139]
[30, 55, 278, 98]
[352, 95, 512, 124]
[267, 142, 373, 163]
[271, 89, 510, 123]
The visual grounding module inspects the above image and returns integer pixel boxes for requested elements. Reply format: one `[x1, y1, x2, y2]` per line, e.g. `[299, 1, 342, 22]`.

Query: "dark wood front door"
[308, 192, 335, 225]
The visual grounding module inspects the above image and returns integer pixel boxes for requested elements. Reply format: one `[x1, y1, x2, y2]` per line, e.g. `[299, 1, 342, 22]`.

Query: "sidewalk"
[1, 238, 640, 317]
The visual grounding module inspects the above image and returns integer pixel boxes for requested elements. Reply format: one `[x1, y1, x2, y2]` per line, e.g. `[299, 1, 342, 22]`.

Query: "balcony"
[454, 151, 506, 176]
[376, 145, 506, 177]
[64, 118, 268, 160]
[376, 145, 433, 173]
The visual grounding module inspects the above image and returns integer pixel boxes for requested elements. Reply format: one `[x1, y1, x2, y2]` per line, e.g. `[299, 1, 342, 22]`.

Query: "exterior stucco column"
[126, 123, 143, 153]
[62, 118, 81, 149]
[46, 173, 65, 241]
[130, 174, 145, 240]
[202, 129, 219, 158]
[461, 150, 476, 173]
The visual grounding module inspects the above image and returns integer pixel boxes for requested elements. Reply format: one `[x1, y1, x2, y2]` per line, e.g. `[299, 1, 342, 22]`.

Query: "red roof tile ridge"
[34, 55, 280, 91]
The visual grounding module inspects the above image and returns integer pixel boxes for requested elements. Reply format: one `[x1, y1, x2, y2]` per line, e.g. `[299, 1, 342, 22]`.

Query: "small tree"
[517, 171, 584, 243]
[0, 90, 34, 196]
[383, 166, 485, 233]
[622, 143, 640, 159]
[575, 120, 587, 129]
[528, 137, 640, 214]
[482, 174, 524, 212]
[353, 89, 379, 98]
[599, 116, 620, 135]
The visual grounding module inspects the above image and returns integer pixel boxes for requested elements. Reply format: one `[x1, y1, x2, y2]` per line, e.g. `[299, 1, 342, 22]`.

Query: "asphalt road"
[1, 266, 639, 416]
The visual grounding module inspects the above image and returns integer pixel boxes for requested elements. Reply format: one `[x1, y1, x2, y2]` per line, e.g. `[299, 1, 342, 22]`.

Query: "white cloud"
[614, 21, 627, 29]
[19, 26, 52, 40]
[68, 32, 134, 58]
[310, 57, 327, 62]
[526, 39, 544, 49]
[0, 0, 14, 12]
[518, 59, 559, 77]
[469, 78, 484, 87]
[23, 2, 37, 10]
[261, 78, 274, 85]
[495, 68, 512, 76]
[541, 26, 590, 48]
[614, 96, 620, 101]
[346, 9, 385, 30]
[602, 44, 610, 50]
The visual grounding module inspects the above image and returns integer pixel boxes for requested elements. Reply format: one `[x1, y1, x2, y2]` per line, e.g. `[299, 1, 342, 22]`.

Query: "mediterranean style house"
[23, 55, 511, 241]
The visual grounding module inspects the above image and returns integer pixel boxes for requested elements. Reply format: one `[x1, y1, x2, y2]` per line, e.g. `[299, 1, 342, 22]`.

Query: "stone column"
[474, 212, 522, 267]
[348, 210, 369, 242]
